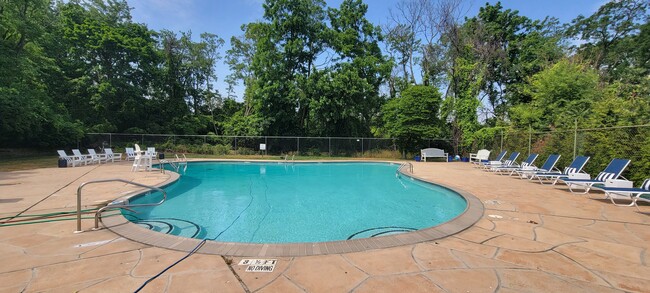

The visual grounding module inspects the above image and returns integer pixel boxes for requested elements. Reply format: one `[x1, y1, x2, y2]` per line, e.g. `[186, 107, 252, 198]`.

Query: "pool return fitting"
[75, 178, 167, 233]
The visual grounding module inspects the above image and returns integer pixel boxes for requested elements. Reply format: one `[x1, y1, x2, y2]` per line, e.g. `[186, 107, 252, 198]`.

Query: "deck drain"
[487, 214, 503, 219]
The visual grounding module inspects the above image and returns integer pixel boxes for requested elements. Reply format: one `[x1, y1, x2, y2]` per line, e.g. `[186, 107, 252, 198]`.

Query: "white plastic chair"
[104, 148, 123, 162]
[87, 149, 108, 164]
[72, 149, 95, 165]
[125, 147, 136, 161]
[57, 150, 85, 167]
[146, 147, 157, 159]
[469, 149, 490, 163]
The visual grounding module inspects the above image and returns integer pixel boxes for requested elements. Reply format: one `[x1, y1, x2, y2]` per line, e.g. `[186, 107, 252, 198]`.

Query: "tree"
[567, 0, 649, 80]
[510, 60, 600, 130]
[225, 25, 256, 101]
[0, 0, 83, 147]
[463, 2, 564, 119]
[245, 0, 328, 135]
[305, 0, 391, 137]
[381, 85, 443, 156]
[58, 0, 158, 132]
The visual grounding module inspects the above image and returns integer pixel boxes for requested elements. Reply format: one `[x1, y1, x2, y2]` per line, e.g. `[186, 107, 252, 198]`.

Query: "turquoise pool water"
[124, 162, 467, 243]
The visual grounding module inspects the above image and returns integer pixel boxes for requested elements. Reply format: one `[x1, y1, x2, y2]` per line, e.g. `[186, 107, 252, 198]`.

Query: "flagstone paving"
[0, 160, 648, 292]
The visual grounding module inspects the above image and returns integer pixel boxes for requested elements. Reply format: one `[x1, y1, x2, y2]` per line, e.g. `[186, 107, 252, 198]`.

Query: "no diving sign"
[238, 259, 277, 272]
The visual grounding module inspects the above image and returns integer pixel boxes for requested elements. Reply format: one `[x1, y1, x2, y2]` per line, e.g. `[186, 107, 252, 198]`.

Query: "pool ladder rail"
[396, 162, 414, 177]
[159, 154, 188, 174]
[75, 178, 167, 233]
[283, 154, 295, 162]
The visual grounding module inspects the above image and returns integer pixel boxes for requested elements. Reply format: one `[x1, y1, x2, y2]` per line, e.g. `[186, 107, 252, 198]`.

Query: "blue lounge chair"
[515, 154, 561, 178]
[484, 152, 520, 171]
[529, 156, 590, 185]
[492, 153, 538, 175]
[474, 150, 506, 168]
[595, 179, 650, 210]
[559, 158, 631, 194]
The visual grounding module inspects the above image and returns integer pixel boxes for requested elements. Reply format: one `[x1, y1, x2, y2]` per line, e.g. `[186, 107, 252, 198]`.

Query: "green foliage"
[0, 0, 83, 147]
[380, 85, 443, 154]
[58, 0, 159, 131]
[567, 0, 648, 80]
[221, 110, 265, 136]
[463, 2, 564, 117]
[511, 60, 601, 129]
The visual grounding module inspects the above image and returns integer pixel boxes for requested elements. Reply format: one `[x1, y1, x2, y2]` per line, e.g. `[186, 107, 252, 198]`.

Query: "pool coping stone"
[101, 160, 484, 257]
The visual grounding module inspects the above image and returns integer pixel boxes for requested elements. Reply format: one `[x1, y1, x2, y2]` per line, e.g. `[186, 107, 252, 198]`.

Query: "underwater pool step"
[125, 215, 203, 238]
[347, 226, 417, 240]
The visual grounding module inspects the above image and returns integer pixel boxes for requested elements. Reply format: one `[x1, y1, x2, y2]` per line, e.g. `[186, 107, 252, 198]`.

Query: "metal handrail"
[158, 154, 188, 174]
[397, 162, 413, 176]
[75, 178, 167, 232]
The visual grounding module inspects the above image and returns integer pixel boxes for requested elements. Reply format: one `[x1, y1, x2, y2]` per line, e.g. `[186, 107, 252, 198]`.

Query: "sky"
[127, 0, 608, 100]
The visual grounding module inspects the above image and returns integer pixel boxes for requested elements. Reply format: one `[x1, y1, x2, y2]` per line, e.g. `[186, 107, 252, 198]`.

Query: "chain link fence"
[83, 133, 451, 159]
[478, 124, 650, 185]
[82, 124, 648, 184]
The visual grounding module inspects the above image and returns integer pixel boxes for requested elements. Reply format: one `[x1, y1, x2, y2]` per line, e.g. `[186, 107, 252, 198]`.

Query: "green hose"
[0, 213, 120, 227]
[0, 208, 98, 221]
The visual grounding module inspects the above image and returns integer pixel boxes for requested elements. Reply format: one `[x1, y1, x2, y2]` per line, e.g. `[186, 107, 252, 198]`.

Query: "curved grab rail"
[75, 178, 167, 232]
[159, 154, 188, 174]
[396, 162, 413, 176]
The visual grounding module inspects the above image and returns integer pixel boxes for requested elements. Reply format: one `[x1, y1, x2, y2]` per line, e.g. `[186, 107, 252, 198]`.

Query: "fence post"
[573, 119, 578, 159]
[265, 136, 267, 156]
[528, 125, 532, 155]
[329, 137, 331, 157]
[297, 137, 300, 155]
[141, 134, 144, 146]
[234, 137, 238, 154]
[500, 129, 504, 152]
[109, 133, 112, 147]
[361, 137, 363, 158]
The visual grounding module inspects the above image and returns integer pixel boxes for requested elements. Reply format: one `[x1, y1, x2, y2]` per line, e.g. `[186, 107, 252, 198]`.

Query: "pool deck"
[1, 160, 649, 292]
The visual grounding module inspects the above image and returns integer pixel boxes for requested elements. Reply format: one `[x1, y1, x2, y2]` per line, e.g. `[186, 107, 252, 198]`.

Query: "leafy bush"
[212, 144, 231, 155]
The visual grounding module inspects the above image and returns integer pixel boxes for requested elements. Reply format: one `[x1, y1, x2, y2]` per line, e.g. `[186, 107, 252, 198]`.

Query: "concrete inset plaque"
[238, 259, 277, 272]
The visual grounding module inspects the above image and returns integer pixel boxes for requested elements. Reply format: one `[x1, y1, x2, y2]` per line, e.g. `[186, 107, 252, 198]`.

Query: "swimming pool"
[123, 162, 467, 243]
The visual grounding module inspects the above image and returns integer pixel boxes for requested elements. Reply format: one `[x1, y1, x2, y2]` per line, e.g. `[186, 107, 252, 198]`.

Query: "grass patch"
[0, 155, 58, 172]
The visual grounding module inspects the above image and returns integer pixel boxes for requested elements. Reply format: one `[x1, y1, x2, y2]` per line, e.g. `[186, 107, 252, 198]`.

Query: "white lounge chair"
[104, 148, 123, 162]
[146, 147, 158, 159]
[469, 149, 490, 163]
[484, 152, 520, 171]
[492, 153, 538, 175]
[595, 179, 650, 210]
[529, 156, 590, 185]
[125, 147, 137, 161]
[474, 150, 507, 168]
[87, 149, 108, 164]
[515, 154, 561, 179]
[72, 149, 95, 165]
[57, 150, 85, 167]
[559, 158, 631, 194]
